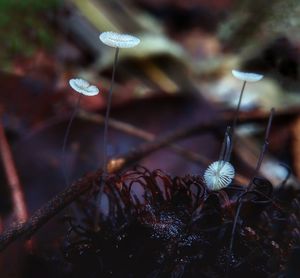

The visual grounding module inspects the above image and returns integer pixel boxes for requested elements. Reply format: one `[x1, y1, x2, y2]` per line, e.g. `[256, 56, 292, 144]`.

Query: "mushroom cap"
[203, 160, 235, 190]
[69, 78, 99, 96]
[99, 31, 140, 48]
[232, 69, 264, 82]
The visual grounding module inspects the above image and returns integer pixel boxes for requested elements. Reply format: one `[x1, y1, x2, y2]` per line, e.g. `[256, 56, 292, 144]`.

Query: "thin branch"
[0, 218, 2, 268]
[106, 108, 284, 173]
[0, 171, 100, 252]
[252, 108, 275, 178]
[79, 110, 209, 166]
[0, 120, 28, 223]
[80, 110, 248, 184]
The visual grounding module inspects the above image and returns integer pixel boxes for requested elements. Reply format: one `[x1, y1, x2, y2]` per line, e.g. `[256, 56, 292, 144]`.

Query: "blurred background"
[1, 0, 300, 275]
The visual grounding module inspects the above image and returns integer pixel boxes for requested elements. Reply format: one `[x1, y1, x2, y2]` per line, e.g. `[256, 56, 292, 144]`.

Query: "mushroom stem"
[102, 47, 120, 174]
[219, 126, 232, 162]
[62, 94, 82, 186]
[232, 81, 247, 132]
[94, 47, 119, 231]
[227, 80, 247, 161]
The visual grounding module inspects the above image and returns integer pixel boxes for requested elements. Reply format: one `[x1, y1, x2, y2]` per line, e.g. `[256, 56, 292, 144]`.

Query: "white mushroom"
[99, 32, 140, 48]
[204, 160, 235, 190]
[232, 70, 264, 82]
[69, 78, 99, 96]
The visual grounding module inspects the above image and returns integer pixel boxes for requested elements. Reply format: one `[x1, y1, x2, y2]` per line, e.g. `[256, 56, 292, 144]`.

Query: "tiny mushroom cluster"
[67, 38, 266, 195]
[64, 31, 140, 188]
[203, 69, 264, 191]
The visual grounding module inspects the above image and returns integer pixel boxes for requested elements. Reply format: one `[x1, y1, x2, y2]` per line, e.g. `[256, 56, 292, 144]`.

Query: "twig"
[226, 108, 275, 275]
[0, 171, 100, 252]
[250, 108, 275, 183]
[0, 218, 2, 268]
[292, 116, 300, 179]
[80, 110, 247, 184]
[0, 120, 28, 222]
[106, 108, 284, 173]
[79, 110, 209, 166]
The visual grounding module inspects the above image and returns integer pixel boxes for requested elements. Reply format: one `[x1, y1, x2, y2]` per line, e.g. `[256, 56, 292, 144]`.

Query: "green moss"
[0, 0, 61, 69]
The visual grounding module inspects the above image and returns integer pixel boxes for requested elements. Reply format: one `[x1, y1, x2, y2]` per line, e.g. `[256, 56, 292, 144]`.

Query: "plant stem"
[252, 108, 274, 175]
[226, 108, 274, 275]
[0, 170, 98, 252]
[102, 47, 119, 174]
[62, 94, 82, 186]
